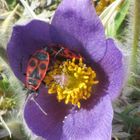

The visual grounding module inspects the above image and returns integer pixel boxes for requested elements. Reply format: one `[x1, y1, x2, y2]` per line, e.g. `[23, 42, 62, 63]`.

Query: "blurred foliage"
[5, 0, 17, 9]
[99, 0, 130, 38]
[107, 0, 130, 37]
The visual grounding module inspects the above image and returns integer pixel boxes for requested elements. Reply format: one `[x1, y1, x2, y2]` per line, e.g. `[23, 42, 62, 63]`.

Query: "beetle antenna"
[54, 47, 64, 58]
[30, 97, 48, 116]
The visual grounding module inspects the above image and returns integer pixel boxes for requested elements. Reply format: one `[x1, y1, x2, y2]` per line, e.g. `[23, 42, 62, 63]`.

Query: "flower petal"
[7, 20, 52, 82]
[62, 95, 113, 140]
[24, 89, 113, 140]
[52, 0, 106, 62]
[100, 39, 124, 100]
[24, 87, 70, 140]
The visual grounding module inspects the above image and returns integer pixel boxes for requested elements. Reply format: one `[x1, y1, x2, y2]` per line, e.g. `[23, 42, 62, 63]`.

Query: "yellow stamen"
[44, 58, 99, 108]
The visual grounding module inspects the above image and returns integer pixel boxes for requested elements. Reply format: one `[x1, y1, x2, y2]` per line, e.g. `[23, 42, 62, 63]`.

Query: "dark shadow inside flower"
[80, 61, 109, 110]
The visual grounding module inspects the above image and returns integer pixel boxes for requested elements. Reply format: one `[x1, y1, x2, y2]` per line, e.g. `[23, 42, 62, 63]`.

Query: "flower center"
[44, 58, 98, 108]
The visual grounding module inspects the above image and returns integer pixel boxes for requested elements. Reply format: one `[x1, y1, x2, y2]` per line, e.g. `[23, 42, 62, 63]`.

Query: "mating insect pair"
[24, 44, 82, 116]
[25, 44, 82, 93]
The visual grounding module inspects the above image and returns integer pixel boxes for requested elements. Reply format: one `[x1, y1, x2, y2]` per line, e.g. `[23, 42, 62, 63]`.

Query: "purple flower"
[7, 0, 124, 140]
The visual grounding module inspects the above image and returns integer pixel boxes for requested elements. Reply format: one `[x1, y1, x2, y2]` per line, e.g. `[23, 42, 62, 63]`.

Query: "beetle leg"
[30, 97, 48, 116]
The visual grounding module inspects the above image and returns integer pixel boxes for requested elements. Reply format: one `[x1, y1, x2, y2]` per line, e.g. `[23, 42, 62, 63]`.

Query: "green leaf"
[106, 0, 130, 37]
[115, 0, 130, 32]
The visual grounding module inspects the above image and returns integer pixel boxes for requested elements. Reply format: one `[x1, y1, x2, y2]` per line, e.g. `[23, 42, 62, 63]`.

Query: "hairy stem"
[131, 0, 140, 72]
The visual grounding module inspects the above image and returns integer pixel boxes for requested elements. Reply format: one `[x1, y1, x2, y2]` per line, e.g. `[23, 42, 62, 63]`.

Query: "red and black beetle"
[26, 44, 82, 93]
[26, 49, 50, 92]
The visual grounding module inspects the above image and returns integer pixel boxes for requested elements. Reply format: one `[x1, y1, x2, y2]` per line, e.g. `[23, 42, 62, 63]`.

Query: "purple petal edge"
[100, 38, 124, 100]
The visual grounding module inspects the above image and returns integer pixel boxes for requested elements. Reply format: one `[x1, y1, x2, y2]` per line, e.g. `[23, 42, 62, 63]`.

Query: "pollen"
[44, 58, 99, 108]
